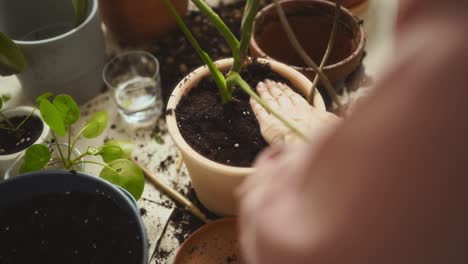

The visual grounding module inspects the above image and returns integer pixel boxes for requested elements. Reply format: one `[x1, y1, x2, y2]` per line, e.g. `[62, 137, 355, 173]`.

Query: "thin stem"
[162, 0, 231, 103]
[273, 0, 343, 110]
[74, 160, 120, 175]
[0, 111, 15, 129]
[190, 0, 241, 63]
[309, 0, 342, 104]
[51, 131, 67, 168]
[69, 151, 89, 165]
[70, 123, 93, 154]
[227, 72, 306, 140]
[233, 0, 260, 73]
[15, 108, 35, 130]
[68, 125, 72, 162]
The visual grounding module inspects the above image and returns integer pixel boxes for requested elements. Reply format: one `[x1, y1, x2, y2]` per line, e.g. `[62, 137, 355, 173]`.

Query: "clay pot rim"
[173, 218, 238, 264]
[250, 0, 366, 74]
[166, 57, 325, 175]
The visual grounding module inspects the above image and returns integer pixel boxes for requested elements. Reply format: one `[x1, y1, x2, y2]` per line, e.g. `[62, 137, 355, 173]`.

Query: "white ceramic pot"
[166, 58, 326, 215]
[0, 0, 106, 104]
[0, 106, 50, 177]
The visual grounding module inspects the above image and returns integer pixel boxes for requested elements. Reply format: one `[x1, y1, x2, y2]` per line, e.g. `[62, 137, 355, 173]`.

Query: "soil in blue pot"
[0, 192, 143, 263]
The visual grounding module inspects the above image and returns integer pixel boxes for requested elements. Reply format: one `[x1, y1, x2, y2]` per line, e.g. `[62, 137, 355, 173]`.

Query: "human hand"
[251, 79, 340, 145]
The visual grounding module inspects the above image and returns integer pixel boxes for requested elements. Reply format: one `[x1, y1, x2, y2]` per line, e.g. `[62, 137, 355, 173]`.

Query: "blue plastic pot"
[0, 170, 148, 264]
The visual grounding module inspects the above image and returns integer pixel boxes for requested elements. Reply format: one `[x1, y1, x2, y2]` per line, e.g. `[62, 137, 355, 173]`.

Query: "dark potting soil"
[0, 115, 43, 155]
[175, 61, 299, 167]
[0, 192, 143, 264]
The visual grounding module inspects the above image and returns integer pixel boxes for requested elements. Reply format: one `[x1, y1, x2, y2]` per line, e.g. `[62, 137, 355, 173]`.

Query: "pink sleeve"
[238, 1, 468, 263]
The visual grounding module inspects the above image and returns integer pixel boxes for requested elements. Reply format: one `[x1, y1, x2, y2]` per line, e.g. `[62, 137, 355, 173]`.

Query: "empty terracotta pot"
[98, 0, 188, 43]
[250, 0, 366, 83]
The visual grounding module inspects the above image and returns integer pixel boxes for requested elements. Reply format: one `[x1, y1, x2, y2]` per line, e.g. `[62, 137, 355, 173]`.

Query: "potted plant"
[250, 0, 366, 85]
[0, 96, 50, 177]
[0, 170, 148, 263]
[0, 0, 106, 103]
[163, 0, 327, 215]
[98, 0, 189, 43]
[7, 93, 145, 200]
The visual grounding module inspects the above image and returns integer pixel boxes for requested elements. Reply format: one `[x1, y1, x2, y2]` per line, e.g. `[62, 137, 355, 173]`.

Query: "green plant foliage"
[99, 140, 134, 163]
[0, 32, 27, 76]
[19, 144, 51, 174]
[99, 159, 145, 200]
[39, 98, 66, 136]
[53, 94, 80, 126]
[82, 111, 108, 139]
[72, 0, 89, 27]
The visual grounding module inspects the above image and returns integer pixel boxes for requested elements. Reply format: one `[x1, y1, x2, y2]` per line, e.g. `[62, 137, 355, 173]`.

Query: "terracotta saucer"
[173, 218, 245, 264]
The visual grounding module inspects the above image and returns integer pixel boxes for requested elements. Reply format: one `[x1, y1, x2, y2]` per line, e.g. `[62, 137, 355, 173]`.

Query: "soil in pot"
[175, 61, 301, 167]
[0, 115, 43, 155]
[0, 192, 143, 264]
[255, 13, 357, 68]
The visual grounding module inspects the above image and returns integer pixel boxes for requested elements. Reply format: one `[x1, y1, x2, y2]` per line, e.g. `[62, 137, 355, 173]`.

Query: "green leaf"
[35, 92, 53, 104]
[87, 146, 100, 155]
[0, 32, 27, 76]
[82, 111, 108, 138]
[100, 140, 134, 163]
[53, 94, 80, 126]
[39, 99, 66, 136]
[72, 0, 89, 27]
[19, 144, 51, 174]
[99, 159, 145, 200]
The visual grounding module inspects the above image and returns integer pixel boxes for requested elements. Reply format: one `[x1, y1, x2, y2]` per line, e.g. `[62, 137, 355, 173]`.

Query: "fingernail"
[257, 81, 265, 89]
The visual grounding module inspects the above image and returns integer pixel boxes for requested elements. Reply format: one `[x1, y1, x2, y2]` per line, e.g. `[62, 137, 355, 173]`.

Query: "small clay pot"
[250, 0, 366, 83]
[173, 218, 243, 264]
[328, 0, 367, 8]
[98, 0, 188, 43]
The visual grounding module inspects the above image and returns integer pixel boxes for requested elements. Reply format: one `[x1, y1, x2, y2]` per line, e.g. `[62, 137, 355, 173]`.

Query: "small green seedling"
[0, 96, 35, 133]
[0, 0, 88, 76]
[20, 93, 145, 200]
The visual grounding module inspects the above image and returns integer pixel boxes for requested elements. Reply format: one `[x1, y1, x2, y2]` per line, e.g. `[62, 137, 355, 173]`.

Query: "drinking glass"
[103, 51, 163, 125]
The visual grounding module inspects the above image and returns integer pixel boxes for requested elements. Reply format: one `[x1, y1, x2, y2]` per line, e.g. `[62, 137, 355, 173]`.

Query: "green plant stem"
[226, 72, 306, 140]
[68, 126, 72, 163]
[272, 0, 343, 110]
[190, 0, 241, 65]
[309, 0, 342, 104]
[15, 108, 35, 130]
[236, 0, 260, 71]
[51, 131, 68, 168]
[0, 111, 16, 129]
[161, 0, 232, 103]
[69, 150, 89, 165]
[0, 125, 15, 131]
[70, 122, 93, 154]
[74, 160, 120, 175]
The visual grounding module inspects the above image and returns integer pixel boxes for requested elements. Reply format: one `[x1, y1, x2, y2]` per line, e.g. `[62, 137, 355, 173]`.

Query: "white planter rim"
[0, 106, 50, 161]
[12, 0, 98, 45]
[166, 58, 325, 176]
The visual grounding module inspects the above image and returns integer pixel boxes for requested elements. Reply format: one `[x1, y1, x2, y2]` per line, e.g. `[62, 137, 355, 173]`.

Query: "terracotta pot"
[98, 0, 188, 43]
[173, 218, 241, 263]
[250, 0, 366, 84]
[328, 0, 367, 8]
[166, 58, 325, 215]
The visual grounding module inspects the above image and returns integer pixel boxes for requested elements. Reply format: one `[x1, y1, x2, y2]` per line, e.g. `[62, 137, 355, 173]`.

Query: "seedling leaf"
[0, 32, 27, 76]
[53, 94, 80, 126]
[82, 111, 108, 138]
[19, 144, 51, 173]
[39, 99, 66, 136]
[100, 140, 133, 163]
[99, 159, 145, 200]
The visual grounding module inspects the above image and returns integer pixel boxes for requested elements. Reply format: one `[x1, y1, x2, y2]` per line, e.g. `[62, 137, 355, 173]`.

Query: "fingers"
[265, 80, 293, 108]
[250, 98, 270, 129]
[257, 81, 278, 109]
[277, 82, 310, 106]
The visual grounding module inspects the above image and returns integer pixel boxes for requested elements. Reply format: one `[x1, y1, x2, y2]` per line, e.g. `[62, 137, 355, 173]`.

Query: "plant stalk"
[272, 0, 343, 110]
[234, 0, 260, 72]
[0, 111, 16, 129]
[51, 131, 68, 169]
[15, 108, 35, 131]
[161, 0, 231, 103]
[309, 0, 342, 104]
